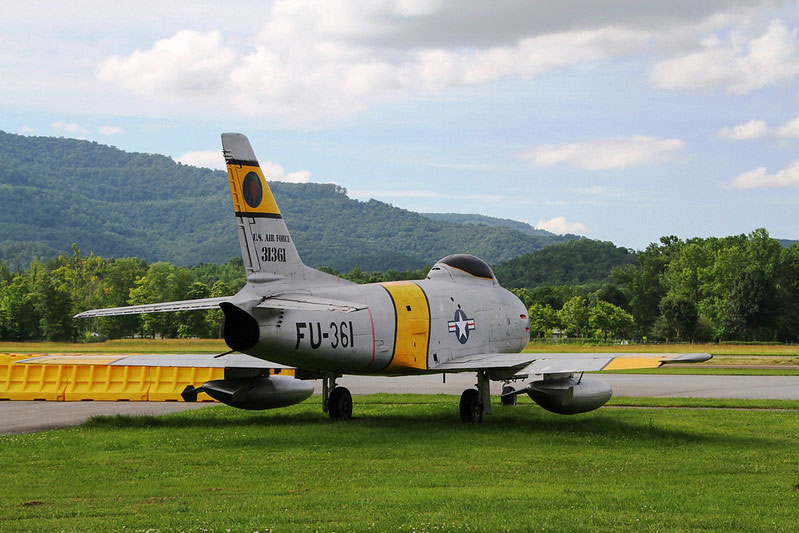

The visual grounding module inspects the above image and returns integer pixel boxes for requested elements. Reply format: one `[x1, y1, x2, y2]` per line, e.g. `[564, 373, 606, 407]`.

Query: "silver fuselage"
[242, 268, 529, 375]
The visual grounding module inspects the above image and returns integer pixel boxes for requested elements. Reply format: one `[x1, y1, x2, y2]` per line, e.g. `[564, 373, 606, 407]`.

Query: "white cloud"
[1, 0, 785, 124]
[94, 0, 654, 122]
[524, 136, 684, 170]
[349, 189, 503, 202]
[97, 29, 237, 102]
[717, 119, 769, 140]
[651, 19, 799, 93]
[259, 161, 287, 180]
[397, 27, 647, 90]
[776, 116, 799, 138]
[284, 170, 312, 183]
[174, 150, 226, 171]
[51, 121, 88, 135]
[260, 162, 315, 183]
[98, 125, 123, 135]
[173, 150, 314, 181]
[574, 186, 624, 197]
[85, 2, 798, 122]
[724, 161, 799, 188]
[535, 216, 588, 235]
[19, 125, 35, 133]
[714, 116, 799, 140]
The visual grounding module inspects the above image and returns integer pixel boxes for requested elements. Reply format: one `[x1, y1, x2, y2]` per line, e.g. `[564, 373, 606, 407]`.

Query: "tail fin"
[222, 133, 303, 280]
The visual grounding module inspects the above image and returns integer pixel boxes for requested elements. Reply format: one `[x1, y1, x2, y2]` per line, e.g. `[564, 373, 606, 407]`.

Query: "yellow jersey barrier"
[0, 354, 291, 403]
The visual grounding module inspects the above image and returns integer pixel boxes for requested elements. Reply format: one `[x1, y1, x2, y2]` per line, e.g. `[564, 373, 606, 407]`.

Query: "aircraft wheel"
[501, 385, 517, 407]
[459, 388, 483, 422]
[328, 386, 353, 419]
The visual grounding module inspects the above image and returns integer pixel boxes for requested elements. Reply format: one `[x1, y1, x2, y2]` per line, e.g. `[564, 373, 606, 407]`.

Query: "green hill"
[421, 212, 568, 238]
[493, 239, 638, 288]
[0, 131, 570, 271]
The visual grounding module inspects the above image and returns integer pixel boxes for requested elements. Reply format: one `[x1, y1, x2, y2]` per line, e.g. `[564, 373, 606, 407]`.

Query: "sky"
[2, 0, 798, 250]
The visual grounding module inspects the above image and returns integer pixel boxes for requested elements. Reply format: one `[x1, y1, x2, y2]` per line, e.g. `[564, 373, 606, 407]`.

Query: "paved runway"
[2, 373, 798, 435]
[331, 373, 799, 400]
[0, 402, 210, 435]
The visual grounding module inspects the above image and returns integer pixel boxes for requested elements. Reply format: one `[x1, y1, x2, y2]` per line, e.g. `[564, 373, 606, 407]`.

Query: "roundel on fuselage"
[437, 254, 495, 280]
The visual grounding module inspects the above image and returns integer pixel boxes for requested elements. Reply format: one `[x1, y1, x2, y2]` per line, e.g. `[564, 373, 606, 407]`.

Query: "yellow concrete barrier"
[0, 355, 72, 401]
[65, 364, 150, 402]
[0, 354, 295, 402]
[149, 366, 222, 402]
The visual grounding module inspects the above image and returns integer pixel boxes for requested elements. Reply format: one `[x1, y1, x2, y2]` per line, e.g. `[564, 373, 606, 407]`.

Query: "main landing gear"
[460, 372, 518, 422]
[459, 371, 495, 422]
[322, 374, 352, 419]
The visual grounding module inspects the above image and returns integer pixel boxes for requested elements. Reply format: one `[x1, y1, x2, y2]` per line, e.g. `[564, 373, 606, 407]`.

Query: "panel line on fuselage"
[363, 306, 377, 371]
[377, 284, 398, 373]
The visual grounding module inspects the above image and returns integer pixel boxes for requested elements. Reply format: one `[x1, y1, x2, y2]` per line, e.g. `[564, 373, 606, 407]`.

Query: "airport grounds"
[2, 339, 798, 531]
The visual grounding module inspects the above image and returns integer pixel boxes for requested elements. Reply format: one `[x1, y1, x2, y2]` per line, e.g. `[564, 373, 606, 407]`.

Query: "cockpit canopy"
[426, 254, 496, 282]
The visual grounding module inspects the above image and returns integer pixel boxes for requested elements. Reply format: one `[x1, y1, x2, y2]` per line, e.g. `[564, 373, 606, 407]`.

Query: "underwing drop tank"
[526, 375, 612, 415]
[183, 374, 313, 410]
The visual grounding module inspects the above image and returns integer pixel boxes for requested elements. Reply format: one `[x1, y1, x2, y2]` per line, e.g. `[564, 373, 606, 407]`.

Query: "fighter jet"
[30, 133, 709, 421]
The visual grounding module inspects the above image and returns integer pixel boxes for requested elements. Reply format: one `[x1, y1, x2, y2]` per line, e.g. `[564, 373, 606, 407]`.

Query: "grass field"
[2, 395, 798, 531]
[0, 338, 228, 354]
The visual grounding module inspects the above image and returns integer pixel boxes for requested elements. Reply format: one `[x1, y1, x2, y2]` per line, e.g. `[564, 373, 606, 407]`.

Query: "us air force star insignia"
[448, 309, 475, 344]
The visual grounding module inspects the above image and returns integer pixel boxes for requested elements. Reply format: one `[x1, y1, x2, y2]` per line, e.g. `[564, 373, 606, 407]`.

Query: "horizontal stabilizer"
[257, 294, 368, 313]
[74, 297, 229, 318]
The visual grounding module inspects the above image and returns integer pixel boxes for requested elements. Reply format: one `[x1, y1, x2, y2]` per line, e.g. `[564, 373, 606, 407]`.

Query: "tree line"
[0, 247, 429, 342]
[511, 229, 799, 343]
[1, 228, 797, 343]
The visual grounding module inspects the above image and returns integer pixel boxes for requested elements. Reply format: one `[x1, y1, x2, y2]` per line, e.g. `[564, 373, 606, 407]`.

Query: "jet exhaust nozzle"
[198, 375, 313, 410]
[221, 302, 260, 352]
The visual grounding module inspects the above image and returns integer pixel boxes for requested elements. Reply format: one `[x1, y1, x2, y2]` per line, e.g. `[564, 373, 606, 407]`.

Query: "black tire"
[459, 388, 483, 422]
[501, 385, 517, 407]
[329, 386, 353, 419]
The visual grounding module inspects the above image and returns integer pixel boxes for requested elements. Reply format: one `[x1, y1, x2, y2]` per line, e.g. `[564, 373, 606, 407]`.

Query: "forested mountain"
[268, 183, 572, 271]
[493, 239, 638, 288]
[0, 131, 569, 271]
[422, 212, 569, 238]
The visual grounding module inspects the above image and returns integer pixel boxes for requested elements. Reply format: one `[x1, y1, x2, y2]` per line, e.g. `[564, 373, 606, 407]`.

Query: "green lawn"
[0, 338, 227, 354]
[2, 395, 798, 531]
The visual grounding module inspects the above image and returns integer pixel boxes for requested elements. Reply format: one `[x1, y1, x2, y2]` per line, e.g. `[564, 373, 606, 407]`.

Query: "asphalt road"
[331, 373, 799, 400]
[2, 373, 799, 435]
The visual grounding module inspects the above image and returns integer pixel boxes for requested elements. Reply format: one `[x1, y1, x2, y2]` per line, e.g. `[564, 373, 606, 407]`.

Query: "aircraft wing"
[73, 297, 230, 318]
[436, 352, 712, 374]
[15, 353, 293, 369]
